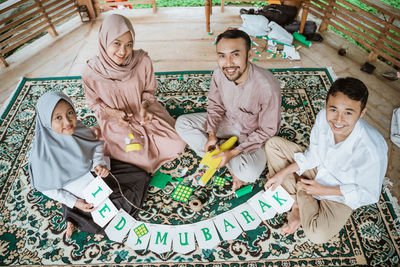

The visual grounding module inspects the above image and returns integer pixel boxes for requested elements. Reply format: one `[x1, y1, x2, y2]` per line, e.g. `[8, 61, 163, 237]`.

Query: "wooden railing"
[0, 0, 78, 67]
[93, 0, 157, 14]
[303, 0, 400, 68]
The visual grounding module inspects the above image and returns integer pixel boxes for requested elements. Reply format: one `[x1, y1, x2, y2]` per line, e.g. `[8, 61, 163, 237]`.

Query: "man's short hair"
[216, 29, 251, 51]
[326, 77, 369, 111]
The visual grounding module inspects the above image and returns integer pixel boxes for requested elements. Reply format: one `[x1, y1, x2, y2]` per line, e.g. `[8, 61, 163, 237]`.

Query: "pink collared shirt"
[206, 63, 282, 153]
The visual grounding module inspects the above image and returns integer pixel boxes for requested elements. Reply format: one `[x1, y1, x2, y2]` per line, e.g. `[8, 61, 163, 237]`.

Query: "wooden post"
[152, 0, 157, 13]
[299, 0, 310, 34]
[205, 0, 211, 33]
[0, 55, 8, 67]
[34, 0, 58, 37]
[76, 0, 97, 20]
[319, 0, 334, 32]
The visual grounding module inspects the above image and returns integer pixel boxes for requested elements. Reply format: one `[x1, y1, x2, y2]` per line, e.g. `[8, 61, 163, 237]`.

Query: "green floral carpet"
[0, 69, 399, 266]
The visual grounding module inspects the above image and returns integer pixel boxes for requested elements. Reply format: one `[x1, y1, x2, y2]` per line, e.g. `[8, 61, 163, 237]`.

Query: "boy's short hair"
[326, 77, 369, 111]
[216, 29, 251, 51]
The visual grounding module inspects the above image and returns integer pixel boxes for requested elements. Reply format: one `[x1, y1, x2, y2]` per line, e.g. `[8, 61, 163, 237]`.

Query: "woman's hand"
[94, 165, 109, 178]
[139, 102, 154, 125]
[74, 199, 95, 212]
[106, 107, 132, 126]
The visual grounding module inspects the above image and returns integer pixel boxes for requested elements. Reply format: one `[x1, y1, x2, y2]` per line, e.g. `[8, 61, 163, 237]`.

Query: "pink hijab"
[87, 14, 146, 81]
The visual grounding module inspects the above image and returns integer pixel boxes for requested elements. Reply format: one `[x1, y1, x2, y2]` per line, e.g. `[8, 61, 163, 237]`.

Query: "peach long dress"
[82, 14, 185, 174]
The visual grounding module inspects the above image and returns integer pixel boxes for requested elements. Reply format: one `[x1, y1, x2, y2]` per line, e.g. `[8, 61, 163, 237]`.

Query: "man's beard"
[222, 52, 248, 82]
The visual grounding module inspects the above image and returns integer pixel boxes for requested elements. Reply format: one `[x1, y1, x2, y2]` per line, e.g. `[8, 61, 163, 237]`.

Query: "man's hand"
[139, 104, 154, 125]
[74, 199, 95, 212]
[264, 171, 287, 191]
[213, 149, 241, 169]
[94, 165, 109, 178]
[300, 178, 342, 196]
[204, 131, 218, 152]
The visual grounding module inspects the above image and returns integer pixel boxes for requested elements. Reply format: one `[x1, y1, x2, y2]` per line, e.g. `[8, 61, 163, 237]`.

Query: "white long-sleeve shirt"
[41, 144, 110, 208]
[294, 109, 388, 210]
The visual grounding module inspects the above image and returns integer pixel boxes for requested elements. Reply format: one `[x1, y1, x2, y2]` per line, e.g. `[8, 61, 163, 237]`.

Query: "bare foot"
[66, 221, 76, 239]
[232, 175, 244, 191]
[281, 202, 301, 236]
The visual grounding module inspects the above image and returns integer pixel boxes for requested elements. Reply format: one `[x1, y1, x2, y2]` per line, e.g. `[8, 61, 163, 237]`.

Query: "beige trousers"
[175, 113, 266, 183]
[265, 136, 353, 244]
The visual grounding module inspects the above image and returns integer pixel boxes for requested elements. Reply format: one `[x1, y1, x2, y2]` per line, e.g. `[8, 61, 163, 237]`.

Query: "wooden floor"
[0, 6, 399, 198]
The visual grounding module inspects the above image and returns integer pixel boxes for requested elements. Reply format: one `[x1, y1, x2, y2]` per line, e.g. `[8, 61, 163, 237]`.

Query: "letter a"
[259, 199, 272, 212]
[224, 219, 236, 232]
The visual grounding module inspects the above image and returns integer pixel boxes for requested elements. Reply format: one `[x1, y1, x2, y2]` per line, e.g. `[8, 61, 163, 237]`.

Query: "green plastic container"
[293, 32, 312, 47]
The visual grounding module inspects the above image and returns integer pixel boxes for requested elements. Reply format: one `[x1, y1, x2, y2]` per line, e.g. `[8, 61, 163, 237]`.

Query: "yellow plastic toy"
[198, 136, 238, 186]
[125, 133, 142, 152]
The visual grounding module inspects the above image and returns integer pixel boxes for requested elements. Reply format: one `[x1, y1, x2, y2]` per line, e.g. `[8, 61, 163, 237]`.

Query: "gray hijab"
[28, 92, 103, 191]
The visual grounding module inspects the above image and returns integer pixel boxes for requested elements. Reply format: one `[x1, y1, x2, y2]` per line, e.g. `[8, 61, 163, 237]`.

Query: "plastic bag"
[268, 21, 293, 45]
[239, 14, 270, 37]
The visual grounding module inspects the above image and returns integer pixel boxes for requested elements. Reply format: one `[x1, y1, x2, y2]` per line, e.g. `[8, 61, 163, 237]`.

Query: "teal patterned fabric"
[0, 69, 398, 266]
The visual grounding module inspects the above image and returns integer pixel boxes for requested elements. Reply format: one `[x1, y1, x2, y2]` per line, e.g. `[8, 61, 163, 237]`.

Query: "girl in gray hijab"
[29, 91, 151, 239]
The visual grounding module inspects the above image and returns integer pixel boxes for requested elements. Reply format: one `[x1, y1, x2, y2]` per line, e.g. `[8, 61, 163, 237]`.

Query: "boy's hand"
[300, 178, 342, 196]
[94, 165, 109, 178]
[74, 199, 95, 212]
[264, 172, 286, 192]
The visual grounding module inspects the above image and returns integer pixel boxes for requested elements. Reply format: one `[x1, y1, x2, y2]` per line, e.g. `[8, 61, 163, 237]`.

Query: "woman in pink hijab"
[82, 14, 186, 174]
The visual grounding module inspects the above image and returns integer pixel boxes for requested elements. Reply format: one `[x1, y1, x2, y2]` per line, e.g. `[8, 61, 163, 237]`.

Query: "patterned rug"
[0, 69, 399, 266]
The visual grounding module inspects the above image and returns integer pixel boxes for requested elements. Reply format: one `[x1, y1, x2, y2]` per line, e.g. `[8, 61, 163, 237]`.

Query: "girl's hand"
[94, 165, 109, 178]
[74, 199, 95, 212]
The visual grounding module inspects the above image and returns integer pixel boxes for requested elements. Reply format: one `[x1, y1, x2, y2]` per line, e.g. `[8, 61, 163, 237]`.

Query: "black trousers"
[62, 159, 151, 236]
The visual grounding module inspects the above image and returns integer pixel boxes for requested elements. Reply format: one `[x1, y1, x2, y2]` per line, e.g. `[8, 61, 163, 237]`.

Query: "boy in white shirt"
[264, 77, 388, 244]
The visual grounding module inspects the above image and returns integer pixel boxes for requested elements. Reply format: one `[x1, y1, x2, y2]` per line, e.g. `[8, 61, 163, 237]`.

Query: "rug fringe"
[326, 66, 337, 81]
[383, 177, 400, 234]
[0, 76, 24, 119]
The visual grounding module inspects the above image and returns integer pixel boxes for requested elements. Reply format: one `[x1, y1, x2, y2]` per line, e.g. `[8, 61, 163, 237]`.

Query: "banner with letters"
[84, 174, 294, 253]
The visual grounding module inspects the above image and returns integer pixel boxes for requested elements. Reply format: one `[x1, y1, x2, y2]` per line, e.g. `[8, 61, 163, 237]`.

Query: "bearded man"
[175, 29, 282, 191]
